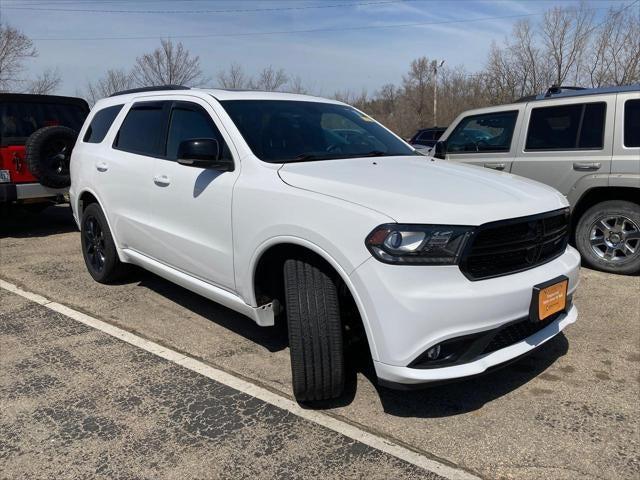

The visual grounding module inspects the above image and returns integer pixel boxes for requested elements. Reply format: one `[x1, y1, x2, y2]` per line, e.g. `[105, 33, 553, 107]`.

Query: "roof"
[524, 84, 640, 102]
[102, 86, 344, 106]
[0, 93, 89, 111]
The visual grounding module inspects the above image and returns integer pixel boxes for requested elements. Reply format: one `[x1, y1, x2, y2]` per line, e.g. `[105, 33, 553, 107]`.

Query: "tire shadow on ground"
[338, 333, 569, 418]
[123, 266, 570, 416]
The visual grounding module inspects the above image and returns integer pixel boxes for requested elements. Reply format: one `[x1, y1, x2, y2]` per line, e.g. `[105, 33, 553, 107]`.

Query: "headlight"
[365, 224, 474, 265]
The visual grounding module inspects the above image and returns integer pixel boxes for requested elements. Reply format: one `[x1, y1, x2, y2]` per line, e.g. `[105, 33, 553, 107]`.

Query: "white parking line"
[0, 279, 481, 480]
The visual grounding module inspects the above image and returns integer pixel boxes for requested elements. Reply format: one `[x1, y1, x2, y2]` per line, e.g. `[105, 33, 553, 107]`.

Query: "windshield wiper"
[359, 150, 387, 157]
[292, 153, 326, 162]
[289, 150, 395, 162]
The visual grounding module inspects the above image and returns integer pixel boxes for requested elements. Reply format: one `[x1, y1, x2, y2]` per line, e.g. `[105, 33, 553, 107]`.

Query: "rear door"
[146, 96, 240, 291]
[444, 106, 524, 172]
[99, 99, 170, 253]
[510, 94, 614, 197]
[612, 92, 640, 176]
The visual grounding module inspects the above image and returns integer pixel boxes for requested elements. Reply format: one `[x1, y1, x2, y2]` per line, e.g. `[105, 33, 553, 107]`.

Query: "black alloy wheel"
[83, 214, 106, 273]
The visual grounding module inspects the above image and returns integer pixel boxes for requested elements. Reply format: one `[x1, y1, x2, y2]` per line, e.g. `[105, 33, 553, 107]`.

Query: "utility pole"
[433, 60, 445, 127]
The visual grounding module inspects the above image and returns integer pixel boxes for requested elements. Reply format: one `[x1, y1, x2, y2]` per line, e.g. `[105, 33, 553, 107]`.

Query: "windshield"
[220, 100, 416, 163]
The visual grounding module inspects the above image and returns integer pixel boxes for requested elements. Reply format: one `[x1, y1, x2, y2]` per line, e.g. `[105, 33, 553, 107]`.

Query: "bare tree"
[27, 67, 61, 94]
[85, 68, 135, 105]
[403, 57, 433, 127]
[587, 6, 640, 87]
[484, 42, 518, 104]
[377, 83, 397, 114]
[251, 66, 288, 91]
[541, 3, 594, 85]
[332, 89, 368, 109]
[0, 23, 37, 91]
[287, 75, 308, 94]
[132, 38, 206, 87]
[217, 63, 248, 89]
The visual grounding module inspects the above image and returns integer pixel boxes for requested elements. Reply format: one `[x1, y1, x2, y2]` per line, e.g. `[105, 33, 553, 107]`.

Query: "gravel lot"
[1, 205, 639, 479]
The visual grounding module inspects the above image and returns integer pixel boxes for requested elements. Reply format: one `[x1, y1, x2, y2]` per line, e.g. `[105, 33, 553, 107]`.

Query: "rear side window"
[525, 102, 606, 151]
[446, 111, 518, 153]
[83, 105, 123, 143]
[114, 102, 167, 156]
[624, 99, 640, 148]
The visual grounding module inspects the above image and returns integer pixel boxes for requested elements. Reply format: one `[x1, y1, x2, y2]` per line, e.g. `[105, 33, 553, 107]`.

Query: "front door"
[510, 95, 614, 197]
[147, 98, 239, 291]
[445, 107, 523, 173]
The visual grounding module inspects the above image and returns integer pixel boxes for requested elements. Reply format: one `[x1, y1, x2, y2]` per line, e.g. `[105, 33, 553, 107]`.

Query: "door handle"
[95, 162, 109, 172]
[484, 162, 506, 171]
[573, 162, 601, 171]
[153, 174, 170, 187]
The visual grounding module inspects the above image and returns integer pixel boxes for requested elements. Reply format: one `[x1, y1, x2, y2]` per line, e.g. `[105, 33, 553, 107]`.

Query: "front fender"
[243, 235, 380, 360]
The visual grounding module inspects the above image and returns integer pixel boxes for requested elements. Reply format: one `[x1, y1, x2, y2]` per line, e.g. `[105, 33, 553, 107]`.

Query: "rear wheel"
[283, 257, 345, 402]
[575, 200, 640, 275]
[81, 203, 128, 283]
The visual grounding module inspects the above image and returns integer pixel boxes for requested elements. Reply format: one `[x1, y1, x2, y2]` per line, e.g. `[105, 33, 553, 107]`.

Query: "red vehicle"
[1, 93, 89, 210]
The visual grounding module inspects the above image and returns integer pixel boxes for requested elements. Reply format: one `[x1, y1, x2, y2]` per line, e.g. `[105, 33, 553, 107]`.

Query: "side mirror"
[434, 140, 447, 159]
[177, 138, 234, 171]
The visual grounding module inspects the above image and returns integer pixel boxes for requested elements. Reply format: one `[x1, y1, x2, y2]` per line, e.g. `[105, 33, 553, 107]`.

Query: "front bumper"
[349, 245, 581, 384]
[374, 305, 576, 385]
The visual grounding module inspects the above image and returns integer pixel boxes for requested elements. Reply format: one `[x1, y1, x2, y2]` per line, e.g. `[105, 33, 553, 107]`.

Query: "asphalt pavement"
[1, 205, 638, 479]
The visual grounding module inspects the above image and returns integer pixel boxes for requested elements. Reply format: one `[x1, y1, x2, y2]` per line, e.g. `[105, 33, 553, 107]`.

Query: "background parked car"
[0, 93, 89, 211]
[409, 127, 446, 152]
[433, 85, 640, 275]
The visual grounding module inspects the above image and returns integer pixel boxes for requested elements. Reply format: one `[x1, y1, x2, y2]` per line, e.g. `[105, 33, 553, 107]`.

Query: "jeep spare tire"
[25, 126, 78, 189]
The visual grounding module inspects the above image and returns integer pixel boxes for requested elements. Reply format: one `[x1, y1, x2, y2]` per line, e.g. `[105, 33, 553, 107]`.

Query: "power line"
[21, 0, 637, 42]
[1, 0, 410, 14]
[28, 12, 553, 41]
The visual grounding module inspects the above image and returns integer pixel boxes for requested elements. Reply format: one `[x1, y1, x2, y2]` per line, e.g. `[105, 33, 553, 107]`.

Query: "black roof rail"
[109, 85, 190, 97]
[544, 85, 586, 97]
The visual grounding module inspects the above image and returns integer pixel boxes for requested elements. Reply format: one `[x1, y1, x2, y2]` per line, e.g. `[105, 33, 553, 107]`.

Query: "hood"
[278, 156, 567, 225]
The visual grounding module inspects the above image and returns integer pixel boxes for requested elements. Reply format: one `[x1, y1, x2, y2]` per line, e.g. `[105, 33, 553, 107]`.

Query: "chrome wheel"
[83, 216, 106, 272]
[589, 215, 640, 262]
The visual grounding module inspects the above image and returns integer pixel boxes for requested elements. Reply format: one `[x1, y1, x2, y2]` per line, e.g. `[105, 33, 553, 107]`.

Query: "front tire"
[81, 203, 128, 283]
[283, 258, 345, 402]
[575, 200, 640, 275]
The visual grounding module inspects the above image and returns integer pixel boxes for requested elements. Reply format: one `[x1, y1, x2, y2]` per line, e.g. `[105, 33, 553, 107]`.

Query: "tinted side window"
[624, 99, 640, 148]
[579, 103, 606, 148]
[165, 105, 229, 160]
[83, 104, 123, 143]
[114, 102, 167, 156]
[526, 102, 606, 150]
[447, 111, 518, 153]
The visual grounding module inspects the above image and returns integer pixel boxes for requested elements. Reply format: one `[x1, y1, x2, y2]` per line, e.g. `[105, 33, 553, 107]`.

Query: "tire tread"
[284, 258, 344, 402]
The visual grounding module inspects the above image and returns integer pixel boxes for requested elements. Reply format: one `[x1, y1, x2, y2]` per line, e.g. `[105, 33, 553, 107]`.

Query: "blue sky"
[0, 0, 629, 96]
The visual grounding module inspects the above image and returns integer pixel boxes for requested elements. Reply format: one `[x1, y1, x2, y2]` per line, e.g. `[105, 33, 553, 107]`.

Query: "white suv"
[434, 85, 640, 275]
[70, 86, 580, 402]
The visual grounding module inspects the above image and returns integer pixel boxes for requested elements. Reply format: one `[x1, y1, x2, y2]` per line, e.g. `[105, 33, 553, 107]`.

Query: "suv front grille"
[460, 209, 570, 281]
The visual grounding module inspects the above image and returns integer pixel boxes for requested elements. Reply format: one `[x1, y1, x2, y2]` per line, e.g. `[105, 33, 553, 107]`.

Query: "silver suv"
[434, 85, 640, 275]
